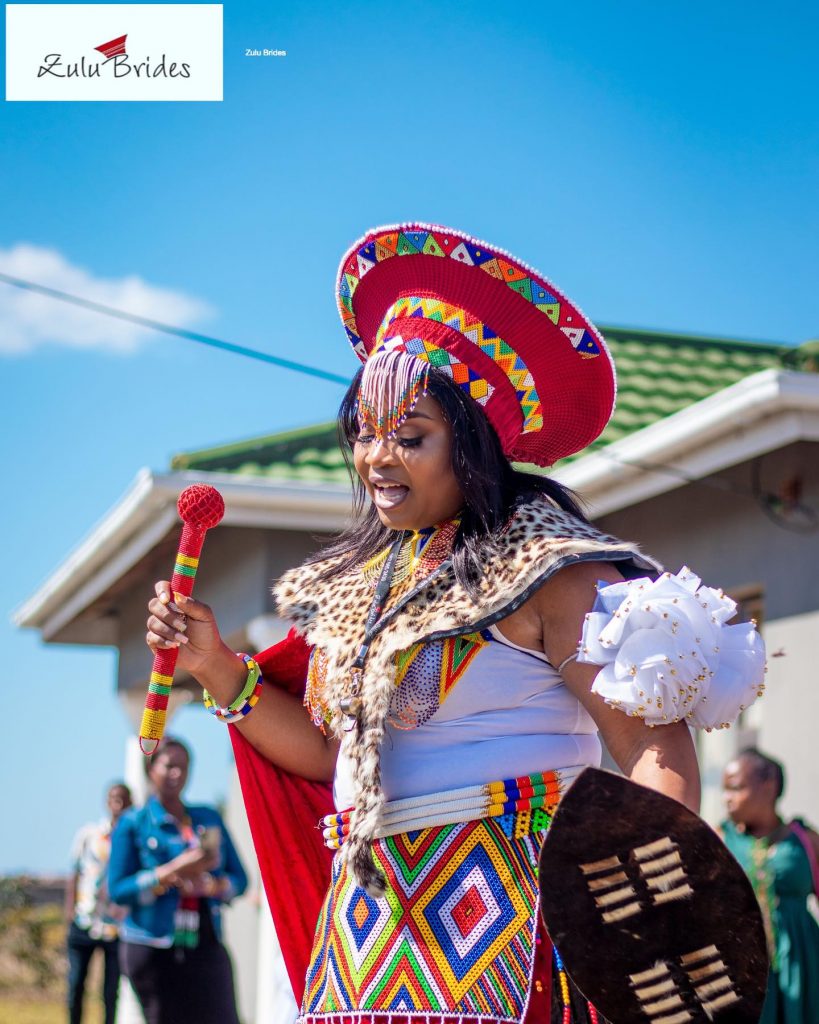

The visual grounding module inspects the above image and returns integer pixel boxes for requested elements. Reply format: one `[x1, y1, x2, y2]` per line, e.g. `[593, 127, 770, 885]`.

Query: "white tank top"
[333, 624, 601, 810]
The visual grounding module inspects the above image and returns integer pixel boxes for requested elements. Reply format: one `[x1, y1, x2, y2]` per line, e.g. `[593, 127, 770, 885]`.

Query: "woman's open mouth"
[372, 481, 409, 510]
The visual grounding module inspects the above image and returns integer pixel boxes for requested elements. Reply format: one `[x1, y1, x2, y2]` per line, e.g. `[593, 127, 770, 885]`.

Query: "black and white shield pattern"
[539, 769, 768, 1024]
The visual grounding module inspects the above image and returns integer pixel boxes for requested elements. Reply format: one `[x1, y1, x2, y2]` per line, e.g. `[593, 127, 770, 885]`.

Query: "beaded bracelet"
[203, 653, 263, 724]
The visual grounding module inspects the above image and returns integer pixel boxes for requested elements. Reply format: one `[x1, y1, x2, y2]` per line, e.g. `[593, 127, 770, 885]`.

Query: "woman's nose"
[366, 437, 396, 464]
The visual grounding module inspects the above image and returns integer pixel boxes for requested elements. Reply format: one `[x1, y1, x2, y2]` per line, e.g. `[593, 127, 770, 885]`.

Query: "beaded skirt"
[301, 810, 553, 1024]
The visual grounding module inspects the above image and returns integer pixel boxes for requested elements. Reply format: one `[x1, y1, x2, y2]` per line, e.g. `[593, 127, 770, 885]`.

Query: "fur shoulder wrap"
[273, 496, 659, 895]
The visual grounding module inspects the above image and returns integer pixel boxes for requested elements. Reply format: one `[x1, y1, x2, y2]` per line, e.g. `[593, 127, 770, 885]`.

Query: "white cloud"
[0, 243, 213, 355]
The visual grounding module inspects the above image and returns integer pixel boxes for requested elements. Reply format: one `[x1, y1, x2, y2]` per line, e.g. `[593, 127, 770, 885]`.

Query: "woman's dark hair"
[311, 366, 587, 593]
[144, 735, 191, 778]
[738, 747, 785, 799]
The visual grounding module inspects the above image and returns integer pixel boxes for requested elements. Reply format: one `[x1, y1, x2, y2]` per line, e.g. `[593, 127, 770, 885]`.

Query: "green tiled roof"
[172, 327, 807, 480]
[560, 326, 788, 465]
[172, 419, 349, 482]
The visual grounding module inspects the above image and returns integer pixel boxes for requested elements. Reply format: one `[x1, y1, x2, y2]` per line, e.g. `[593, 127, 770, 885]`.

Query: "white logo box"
[6, 4, 222, 101]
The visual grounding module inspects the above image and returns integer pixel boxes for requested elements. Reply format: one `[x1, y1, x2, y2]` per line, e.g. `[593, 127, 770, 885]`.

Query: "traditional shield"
[538, 769, 768, 1024]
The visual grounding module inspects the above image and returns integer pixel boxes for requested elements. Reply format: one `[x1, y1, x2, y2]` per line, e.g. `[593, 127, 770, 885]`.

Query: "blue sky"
[2, 0, 817, 872]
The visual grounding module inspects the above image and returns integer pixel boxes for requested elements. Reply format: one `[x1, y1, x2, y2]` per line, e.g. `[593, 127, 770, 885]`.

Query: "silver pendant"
[339, 666, 363, 729]
[339, 695, 362, 719]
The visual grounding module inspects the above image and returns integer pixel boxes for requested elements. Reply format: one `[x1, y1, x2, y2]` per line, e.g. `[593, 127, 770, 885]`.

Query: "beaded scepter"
[139, 484, 225, 754]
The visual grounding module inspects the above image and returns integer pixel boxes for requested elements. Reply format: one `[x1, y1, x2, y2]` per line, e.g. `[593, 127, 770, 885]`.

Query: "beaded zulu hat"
[337, 222, 616, 467]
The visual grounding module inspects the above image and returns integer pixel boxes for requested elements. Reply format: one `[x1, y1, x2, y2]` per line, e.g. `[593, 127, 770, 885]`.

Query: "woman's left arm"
[535, 560, 701, 813]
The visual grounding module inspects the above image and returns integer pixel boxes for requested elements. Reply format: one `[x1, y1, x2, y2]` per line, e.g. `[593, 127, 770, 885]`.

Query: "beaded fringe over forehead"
[357, 349, 430, 439]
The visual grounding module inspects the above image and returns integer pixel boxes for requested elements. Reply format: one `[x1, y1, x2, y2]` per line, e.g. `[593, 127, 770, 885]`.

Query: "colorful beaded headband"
[337, 222, 616, 466]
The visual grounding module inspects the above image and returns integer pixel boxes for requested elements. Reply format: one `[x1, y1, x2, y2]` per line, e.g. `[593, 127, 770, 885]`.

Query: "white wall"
[597, 441, 819, 826]
[758, 609, 819, 826]
[222, 764, 262, 1024]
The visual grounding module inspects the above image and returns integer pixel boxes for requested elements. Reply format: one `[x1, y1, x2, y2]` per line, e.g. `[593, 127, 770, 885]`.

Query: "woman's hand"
[146, 581, 225, 676]
[155, 846, 219, 888]
[146, 593, 341, 784]
[175, 873, 227, 899]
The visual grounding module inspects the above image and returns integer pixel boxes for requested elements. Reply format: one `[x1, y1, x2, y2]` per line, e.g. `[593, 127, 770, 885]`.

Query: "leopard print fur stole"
[274, 496, 660, 895]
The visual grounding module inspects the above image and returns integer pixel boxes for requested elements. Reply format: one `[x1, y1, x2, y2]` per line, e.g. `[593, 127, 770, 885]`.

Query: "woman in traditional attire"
[145, 223, 766, 1023]
[722, 748, 819, 1024]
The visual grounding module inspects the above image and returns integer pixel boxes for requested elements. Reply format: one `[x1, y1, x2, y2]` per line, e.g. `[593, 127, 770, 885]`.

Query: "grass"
[0, 882, 106, 1024]
[0, 996, 102, 1024]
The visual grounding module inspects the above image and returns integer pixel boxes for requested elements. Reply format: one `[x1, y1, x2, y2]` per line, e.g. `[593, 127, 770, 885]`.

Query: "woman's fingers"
[171, 593, 213, 622]
[146, 629, 182, 651]
[172, 847, 213, 877]
[146, 580, 220, 664]
[147, 597, 188, 632]
[147, 585, 192, 651]
[149, 585, 212, 623]
[153, 581, 184, 615]
[147, 596, 185, 629]
[147, 613, 188, 644]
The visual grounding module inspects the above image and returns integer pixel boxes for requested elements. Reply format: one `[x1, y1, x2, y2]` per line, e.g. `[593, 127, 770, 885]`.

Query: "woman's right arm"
[108, 814, 159, 906]
[146, 583, 339, 783]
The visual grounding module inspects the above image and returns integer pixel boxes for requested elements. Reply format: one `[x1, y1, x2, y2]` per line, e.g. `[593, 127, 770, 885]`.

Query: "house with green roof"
[170, 327, 799, 480]
[15, 326, 819, 1024]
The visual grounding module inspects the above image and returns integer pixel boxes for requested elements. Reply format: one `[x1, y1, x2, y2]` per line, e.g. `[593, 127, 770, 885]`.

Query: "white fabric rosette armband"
[576, 568, 767, 730]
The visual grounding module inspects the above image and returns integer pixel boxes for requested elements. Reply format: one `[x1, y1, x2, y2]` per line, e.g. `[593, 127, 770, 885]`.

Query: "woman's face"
[353, 393, 464, 531]
[722, 757, 773, 827]
[107, 785, 132, 821]
[149, 745, 189, 802]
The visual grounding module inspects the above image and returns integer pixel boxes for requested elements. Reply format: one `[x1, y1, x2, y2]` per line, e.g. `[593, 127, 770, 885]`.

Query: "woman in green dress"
[722, 748, 819, 1023]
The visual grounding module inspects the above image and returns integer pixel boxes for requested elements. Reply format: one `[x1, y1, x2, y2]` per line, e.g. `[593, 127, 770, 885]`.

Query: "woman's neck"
[158, 794, 186, 820]
[744, 809, 782, 839]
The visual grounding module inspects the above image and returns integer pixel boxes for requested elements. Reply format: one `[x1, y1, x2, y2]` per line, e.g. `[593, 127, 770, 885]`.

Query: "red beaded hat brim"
[337, 223, 616, 467]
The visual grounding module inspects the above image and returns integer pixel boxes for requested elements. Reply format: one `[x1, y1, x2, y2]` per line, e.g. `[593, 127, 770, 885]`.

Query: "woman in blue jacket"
[108, 736, 248, 1024]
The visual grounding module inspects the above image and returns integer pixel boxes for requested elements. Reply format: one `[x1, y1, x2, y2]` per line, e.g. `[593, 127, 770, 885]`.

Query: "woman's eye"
[354, 433, 422, 448]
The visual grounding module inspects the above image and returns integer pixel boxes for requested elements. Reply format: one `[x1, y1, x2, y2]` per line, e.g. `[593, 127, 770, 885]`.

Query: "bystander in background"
[722, 748, 819, 1023]
[109, 736, 247, 1024]
[66, 782, 132, 1024]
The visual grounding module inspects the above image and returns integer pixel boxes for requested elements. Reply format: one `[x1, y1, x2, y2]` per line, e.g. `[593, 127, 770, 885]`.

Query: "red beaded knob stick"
[139, 485, 225, 754]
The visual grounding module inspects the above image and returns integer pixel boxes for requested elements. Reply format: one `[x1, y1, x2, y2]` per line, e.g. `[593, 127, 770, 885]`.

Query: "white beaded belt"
[320, 765, 585, 849]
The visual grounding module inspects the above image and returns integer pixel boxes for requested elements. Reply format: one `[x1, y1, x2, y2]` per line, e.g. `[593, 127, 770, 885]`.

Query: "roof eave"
[14, 471, 352, 638]
[554, 369, 819, 515]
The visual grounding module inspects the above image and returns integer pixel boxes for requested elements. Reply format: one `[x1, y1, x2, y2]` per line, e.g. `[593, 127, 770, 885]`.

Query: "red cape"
[229, 630, 333, 1003]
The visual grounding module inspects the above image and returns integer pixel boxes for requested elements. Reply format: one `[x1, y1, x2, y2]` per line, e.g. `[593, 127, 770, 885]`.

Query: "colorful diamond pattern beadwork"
[338, 226, 602, 368]
[390, 632, 489, 729]
[384, 335, 495, 408]
[301, 815, 545, 1022]
[377, 296, 543, 432]
[450, 885, 487, 939]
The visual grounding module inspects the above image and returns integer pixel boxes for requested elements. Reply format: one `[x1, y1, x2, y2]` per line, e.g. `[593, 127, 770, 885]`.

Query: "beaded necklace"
[749, 831, 780, 970]
[361, 518, 460, 592]
[339, 518, 460, 728]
